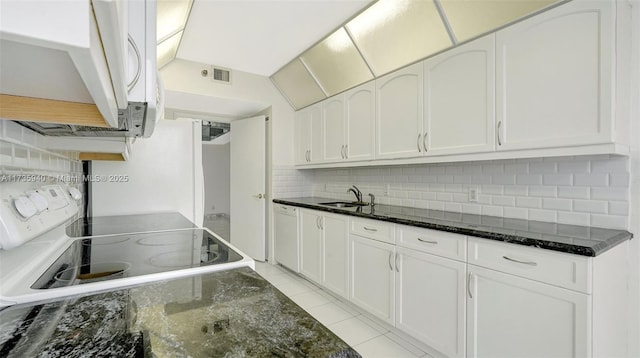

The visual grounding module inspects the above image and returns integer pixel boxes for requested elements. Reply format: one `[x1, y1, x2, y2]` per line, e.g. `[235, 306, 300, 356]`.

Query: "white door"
[230, 115, 266, 261]
[467, 265, 589, 358]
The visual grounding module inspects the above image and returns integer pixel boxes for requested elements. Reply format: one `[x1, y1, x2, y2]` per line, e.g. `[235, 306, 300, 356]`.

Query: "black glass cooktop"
[32, 229, 243, 289]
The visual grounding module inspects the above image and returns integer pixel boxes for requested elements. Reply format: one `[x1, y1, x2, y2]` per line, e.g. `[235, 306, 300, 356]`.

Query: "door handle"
[417, 133, 422, 152]
[497, 121, 502, 146]
[467, 271, 473, 299]
[254, 194, 264, 199]
[341, 145, 345, 159]
[388, 252, 393, 271]
[423, 131, 428, 152]
[344, 144, 348, 159]
[395, 253, 400, 272]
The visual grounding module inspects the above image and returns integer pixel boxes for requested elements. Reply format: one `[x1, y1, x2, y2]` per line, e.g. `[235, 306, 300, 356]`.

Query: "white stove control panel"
[0, 183, 81, 250]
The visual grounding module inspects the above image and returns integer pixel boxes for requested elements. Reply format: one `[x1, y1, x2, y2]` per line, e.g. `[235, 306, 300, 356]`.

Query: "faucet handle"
[368, 193, 375, 206]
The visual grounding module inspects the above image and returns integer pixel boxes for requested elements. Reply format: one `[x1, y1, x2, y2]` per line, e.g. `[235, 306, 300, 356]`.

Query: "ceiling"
[174, 0, 374, 76]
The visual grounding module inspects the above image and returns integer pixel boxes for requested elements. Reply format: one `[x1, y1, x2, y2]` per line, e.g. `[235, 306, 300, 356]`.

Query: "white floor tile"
[328, 316, 384, 347]
[254, 262, 289, 278]
[290, 289, 336, 310]
[273, 280, 318, 296]
[384, 332, 427, 357]
[355, 335, 421, 358]
[306, 301, 357, 326]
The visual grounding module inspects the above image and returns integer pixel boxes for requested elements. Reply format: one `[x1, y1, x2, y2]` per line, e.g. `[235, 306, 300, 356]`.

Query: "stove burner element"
[54, 262, 131, 285]
[147, 250, 220, 268]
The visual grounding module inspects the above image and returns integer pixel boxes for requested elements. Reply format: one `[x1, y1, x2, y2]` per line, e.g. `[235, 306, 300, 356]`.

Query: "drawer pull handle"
[417, 238, 438, 244]
[363, 227, 378, 232]
[503, 256, 538, 266]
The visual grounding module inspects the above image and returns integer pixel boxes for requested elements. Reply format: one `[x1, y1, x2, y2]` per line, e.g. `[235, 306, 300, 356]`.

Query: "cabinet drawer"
[468, 237, 592, 293]
[350, 218, 394, 244]
[396, 225, 466, 261]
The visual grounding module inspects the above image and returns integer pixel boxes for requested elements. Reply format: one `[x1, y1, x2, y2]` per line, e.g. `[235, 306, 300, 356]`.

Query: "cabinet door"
[396, 247, 466, 358]
[295, 104, 322, 164]
[376, 62, 423, 159]
[322, 96, 346, 163]
[349, 234, 395, 325]
[345, 81, 375, 161]
[294, 108, 312, 165]
[424, 35, 495, 156]
[467, 265, 590, 358]
[300, 210, 323, 283]
[322, 213, 349, 298]
[273, 205, 299, 272]
[496, 0, 613, 150]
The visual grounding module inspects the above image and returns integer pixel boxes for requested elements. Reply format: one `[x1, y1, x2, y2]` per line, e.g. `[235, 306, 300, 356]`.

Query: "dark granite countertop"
[66, 212, 197, 237]
[0, 267, 360, 357]
[273, 197, 633, 257]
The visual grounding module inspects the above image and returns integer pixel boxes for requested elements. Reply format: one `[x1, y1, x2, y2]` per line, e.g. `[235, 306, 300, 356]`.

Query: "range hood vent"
[202, 121, 230, 141]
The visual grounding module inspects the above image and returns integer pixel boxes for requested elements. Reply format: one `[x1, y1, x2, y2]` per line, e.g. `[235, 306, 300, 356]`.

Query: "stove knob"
[68, 187, 82, 201]
[13, 196, 38, 219]
[28, 192, 48, 213]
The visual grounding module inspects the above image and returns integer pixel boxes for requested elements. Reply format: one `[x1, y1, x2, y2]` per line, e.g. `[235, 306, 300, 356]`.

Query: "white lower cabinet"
[349, 233, 396, 325]
[396, 247, 466, 358]
[321, 213, 349, 298]
[466, 265, 589, 358]
[299, 209, 349, 296]
[300, 210, 323, 283]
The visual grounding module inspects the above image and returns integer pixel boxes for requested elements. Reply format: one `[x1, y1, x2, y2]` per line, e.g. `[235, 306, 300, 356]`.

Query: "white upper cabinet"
[423, 35, 495, 156]
[295, 103, 322, 165]
[345, 81, 376, 162]
[375, 62, 423, 160]
[495, 0, 614, 151]
[322, 96, 346, 163]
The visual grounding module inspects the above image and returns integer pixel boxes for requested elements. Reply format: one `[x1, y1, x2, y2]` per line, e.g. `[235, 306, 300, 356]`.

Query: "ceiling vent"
[200, 65, 232, 84]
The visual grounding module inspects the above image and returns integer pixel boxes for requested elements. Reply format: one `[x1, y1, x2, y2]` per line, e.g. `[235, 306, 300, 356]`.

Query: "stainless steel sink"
[319, 201, 369, 208]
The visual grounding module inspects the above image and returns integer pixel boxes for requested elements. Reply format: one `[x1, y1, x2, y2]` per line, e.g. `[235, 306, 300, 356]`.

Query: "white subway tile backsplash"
[516, 197, 542, 209]
[590, 214, 627, 229]
[493, 196, 515, 206]
[591, 187, 629, 201]
[516, 174, 542, 185]
[573, 200, 608, 214]
[558, 212, 590, 226]
[609, 201, 629, 216]
[574, 173, 608, 187]
[543, 198, 573, 211]
[482, 205, 503, 217]
[543, 174, 572, 186]
[302, 156, 630, 230]
[558, 186, 590, 199]
[528, 209, 557, 222]
[504, 207, 528, 220]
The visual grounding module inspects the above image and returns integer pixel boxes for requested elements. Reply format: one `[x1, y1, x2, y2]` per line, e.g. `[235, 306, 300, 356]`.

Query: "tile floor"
[254, 261, 432, 358]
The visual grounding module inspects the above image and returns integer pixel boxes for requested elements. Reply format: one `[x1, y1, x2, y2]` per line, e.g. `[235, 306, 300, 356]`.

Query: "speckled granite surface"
[273, 197, 633, 257]
[0, 267, 360, 357]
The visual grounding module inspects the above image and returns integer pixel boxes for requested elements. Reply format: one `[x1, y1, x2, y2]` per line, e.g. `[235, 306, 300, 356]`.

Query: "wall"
[160, 59, 295, 167]
[202, 143, 230, 215]
[0, 120, 84, 218]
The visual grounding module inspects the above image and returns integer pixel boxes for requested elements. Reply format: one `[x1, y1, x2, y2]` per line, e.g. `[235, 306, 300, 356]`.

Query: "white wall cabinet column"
[495, 0, 615, 151]
[344, 81, 375, 161]
[349, 234, 396, 325]
[299, 209, 323, 283]
[423, 35, 495, 156]
[322, 96, 346, 163]
[321, 213, 349, 299]
[295, 103, 322, 165]
[466, 265, 589, 358]
[375, 62, 423, 159]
